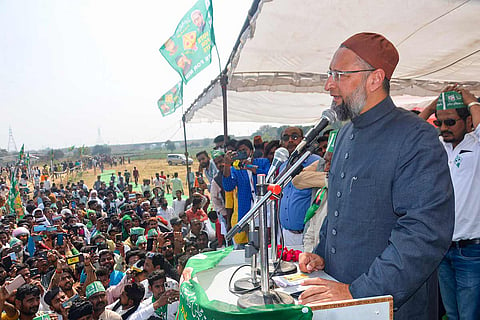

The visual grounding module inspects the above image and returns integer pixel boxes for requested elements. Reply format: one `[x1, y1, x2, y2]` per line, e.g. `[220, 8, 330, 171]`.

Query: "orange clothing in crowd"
[185, 207, 208, 222]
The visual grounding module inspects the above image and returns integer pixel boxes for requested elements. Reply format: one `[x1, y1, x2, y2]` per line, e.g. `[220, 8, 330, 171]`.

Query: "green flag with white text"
[157, 81, 183, 116]
[159, 0, 216, 83]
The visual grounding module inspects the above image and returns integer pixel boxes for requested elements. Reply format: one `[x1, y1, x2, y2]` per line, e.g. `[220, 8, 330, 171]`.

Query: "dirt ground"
[54, 158, 200, 195]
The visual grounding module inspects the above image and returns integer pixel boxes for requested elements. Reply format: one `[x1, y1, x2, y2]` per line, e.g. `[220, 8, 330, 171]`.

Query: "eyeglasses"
[161, 245, 173, 250]
[281, 134, 301, 141]
[433, 118, 461, 127]
[327, 69, 376, 82]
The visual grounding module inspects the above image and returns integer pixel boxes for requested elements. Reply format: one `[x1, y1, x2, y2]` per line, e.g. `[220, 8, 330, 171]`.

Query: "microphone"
[290, 108, 337, 160]
[232, 160, 258, 170]
[265, 147, 289, 182]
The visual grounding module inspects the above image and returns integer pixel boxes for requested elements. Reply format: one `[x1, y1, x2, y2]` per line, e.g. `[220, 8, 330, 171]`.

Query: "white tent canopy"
[185, 0, 480, 124]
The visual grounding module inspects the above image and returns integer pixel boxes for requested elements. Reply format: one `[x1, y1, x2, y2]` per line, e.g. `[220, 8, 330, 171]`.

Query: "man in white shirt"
[153, 173, 166, 198]
[43, 178, 51, 191]
[157, 198, 175, 225]
[420, 86, 480, 319]
[106, 283, 145, 320]
[129, 270, 178, 320]
[172, 190, 186, 216]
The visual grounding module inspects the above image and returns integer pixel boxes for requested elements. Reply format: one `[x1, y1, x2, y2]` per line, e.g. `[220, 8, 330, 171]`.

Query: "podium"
[178, 247, 393, 320]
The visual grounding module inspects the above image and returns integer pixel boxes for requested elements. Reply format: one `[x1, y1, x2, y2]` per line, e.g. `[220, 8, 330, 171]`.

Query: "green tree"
[53, 149, 65, 159]
[91, 145, 111, 155]
[165, 140, 176, 152]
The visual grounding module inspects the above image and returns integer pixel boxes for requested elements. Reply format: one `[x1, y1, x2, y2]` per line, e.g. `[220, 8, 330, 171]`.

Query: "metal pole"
[249, 219, 258, 285]
[182, 115, 191, 197]
[269, 200, 277, 262]
[257, 174, 269, 293]
[221, 74, 228, 148]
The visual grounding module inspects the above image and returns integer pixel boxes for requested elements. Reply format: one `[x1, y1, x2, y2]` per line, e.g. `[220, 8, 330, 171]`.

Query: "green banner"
[157, 81, 183, 116]
[8, 170, 22, 216]
[159, 0, 216, 83]
[18, 144, 24, 161]
[179, 247, 313, 320]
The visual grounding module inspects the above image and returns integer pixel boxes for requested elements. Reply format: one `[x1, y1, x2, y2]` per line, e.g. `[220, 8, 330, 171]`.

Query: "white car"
[167, 154, 193, 165]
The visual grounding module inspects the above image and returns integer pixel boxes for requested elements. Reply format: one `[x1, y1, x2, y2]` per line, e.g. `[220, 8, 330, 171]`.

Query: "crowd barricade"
[52, 165, 83, 183]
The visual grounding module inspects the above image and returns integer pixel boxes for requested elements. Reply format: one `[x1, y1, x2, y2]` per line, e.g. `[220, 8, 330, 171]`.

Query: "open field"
[53, 158, 200, 197]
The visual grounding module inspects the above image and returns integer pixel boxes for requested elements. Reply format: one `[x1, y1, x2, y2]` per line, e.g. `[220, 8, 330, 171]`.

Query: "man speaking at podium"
[298, 33, 454, 320]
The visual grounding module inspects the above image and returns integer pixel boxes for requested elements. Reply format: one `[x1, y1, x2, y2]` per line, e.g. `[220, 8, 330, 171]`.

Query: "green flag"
[68, 145, 75, 152]
[18, 144, 24, 161]
[157, 81, 183, 116]
[159, 0, 216, 83]
[7, 170, 22, 217]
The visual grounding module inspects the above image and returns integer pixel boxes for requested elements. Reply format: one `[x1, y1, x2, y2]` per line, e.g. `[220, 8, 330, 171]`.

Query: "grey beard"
[331, 100, 353, 121]
[330, 85, 367, 121]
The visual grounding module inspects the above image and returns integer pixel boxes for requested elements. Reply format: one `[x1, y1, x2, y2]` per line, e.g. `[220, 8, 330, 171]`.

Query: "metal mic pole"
[257, 174, 269, 293]
[269, 199, 277, 262]
[249, 218, 259, 287]
[268, 174, 297, 276]
[237, 174, 293, 308]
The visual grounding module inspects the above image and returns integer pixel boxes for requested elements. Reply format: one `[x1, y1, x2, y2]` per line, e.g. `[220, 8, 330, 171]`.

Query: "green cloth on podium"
[180, 246, 313, 320]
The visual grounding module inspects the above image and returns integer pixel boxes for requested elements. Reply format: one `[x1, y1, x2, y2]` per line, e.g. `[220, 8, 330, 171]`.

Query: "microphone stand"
[268, 173, 297, 276]
[226, 150, 311, 240]
[237, 174, 293, 308]
[233, 217, 260, 292]
[227, 151, 313, 308]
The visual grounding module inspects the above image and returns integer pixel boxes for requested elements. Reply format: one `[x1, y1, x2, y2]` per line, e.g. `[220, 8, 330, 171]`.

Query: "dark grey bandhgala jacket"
[315, 96, 454, 320]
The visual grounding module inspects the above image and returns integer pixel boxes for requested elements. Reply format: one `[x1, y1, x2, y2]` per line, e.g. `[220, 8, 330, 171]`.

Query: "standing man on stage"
[298, 33, 454, 320]
[419, 86, 480, 320]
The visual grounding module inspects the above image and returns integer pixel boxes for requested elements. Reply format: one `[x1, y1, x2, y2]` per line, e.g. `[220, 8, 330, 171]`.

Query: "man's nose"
[325, 74, 336, 91]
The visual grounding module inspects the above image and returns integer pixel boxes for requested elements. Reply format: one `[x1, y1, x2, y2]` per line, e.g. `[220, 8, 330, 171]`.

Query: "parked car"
[167, 154, 193, 165]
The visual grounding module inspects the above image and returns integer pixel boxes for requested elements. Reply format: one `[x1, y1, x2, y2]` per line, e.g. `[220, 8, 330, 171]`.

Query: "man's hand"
[0, 284, 10, 303]
[298, 278, 352, 305]
[298, 252, 325, 273]
[165, 289, 180, 304]
[456, 86, 477, 105]
[224, 151, 234, 166]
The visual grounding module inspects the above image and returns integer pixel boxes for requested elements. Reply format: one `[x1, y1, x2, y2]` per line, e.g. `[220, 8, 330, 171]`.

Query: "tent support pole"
[221, 74, 228, 147]
[182, 114, 191, 197]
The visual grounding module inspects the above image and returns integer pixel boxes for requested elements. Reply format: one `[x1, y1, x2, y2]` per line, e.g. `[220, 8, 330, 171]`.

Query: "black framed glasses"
[433, 118, 461, 127]
[281, 134, 301, 141]
[327, 69, 376, 82]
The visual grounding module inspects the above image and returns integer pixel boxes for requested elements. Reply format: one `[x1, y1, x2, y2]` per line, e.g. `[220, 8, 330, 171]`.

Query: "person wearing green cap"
[86, 281, 121, 320]
[292, 130, 338, 252]
[125, 227, 145, 249]
[419, 85, 480, 319]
